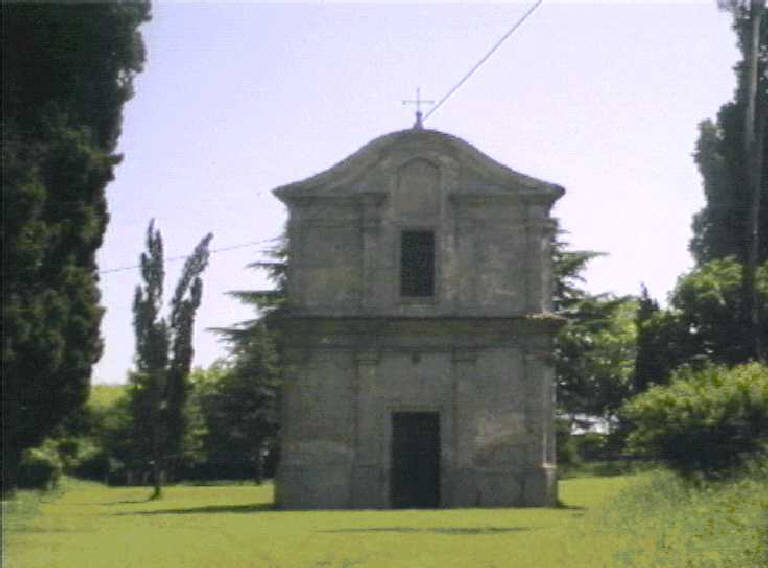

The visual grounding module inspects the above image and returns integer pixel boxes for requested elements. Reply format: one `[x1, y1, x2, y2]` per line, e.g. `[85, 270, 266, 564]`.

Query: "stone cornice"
[276, 314, 565, 349]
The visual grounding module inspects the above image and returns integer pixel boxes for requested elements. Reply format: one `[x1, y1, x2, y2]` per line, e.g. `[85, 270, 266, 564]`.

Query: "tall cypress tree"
[690, 5, 766, 266]
[690, 3, 766, 361]
[130, 222, 212, 498]
[2, 3, 150, 494]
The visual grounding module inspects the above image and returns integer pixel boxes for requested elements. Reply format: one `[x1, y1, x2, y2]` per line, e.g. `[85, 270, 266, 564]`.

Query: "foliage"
[196, 234, 285, 481]
[74, 386, 134, 482]
[555, 417, 578, 467]
[551, 229, 639, 421]
[87, 385, 130, 420]
[622, 363, 768, 478]
[189, 335, 280, 482]
[129, 222, 212, 496]
[672, 257, 761, 363]
[634, 258, 768, 385]
[220, 234, 288, 338]
[2, 2, 150, 495]
[550, 233, 603, 314]
[556, 296, 638, 419]
[689, 5, 767, 266]
[633, 285, 666, 392]
[17, 441, 63, 490]
[633, 294, 694, 391]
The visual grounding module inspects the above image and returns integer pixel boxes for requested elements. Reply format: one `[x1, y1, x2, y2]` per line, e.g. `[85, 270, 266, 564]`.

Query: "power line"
[99, 238, 279, 275]
[423, 0, 543, 123]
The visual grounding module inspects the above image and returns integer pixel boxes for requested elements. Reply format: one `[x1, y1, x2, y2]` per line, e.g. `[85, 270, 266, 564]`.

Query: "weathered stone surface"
[274, 128, 563, 508]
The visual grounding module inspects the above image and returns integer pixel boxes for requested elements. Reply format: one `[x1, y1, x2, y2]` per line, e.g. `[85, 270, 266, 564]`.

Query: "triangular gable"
[274, 128, 563, 203]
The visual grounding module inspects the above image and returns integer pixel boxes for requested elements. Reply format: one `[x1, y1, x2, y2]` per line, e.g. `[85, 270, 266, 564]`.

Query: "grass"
[600, 466, 768, 567]
[3, 471, 766, 567]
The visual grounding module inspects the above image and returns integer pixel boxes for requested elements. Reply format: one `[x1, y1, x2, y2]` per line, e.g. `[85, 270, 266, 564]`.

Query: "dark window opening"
[400, 230, 435, 297]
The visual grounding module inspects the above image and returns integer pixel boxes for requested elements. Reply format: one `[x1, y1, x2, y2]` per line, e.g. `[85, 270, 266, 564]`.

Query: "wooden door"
[391, 412, 440, 508]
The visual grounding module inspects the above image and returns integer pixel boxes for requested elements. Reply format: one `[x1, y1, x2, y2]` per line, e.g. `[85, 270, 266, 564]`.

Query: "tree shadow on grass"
[102, 499, 155, 505]
[114, 503, 274, 516]
[320, 526, 532, 535]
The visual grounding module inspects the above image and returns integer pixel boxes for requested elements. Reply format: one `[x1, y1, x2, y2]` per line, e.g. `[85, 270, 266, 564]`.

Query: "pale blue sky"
[94, 1, 739, 384]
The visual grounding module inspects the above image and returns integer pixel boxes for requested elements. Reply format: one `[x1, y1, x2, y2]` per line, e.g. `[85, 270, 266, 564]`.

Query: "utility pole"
[744, 0, 766, 362]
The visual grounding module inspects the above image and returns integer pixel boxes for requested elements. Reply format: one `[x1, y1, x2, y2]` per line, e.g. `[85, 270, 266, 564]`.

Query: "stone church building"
[273, 128, 564, 509]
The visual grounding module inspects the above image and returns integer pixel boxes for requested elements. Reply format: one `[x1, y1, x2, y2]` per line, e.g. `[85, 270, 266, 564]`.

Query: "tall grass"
[599, 460, 768, 567]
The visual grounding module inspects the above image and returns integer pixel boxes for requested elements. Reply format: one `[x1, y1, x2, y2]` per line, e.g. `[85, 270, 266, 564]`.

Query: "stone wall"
[274, 129, 563, 509]
[275, 318, 559, 509]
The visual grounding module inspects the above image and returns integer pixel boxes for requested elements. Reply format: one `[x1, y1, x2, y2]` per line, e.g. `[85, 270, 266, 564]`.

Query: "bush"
[17, 441, 63, 490]
[622, 362, 768, 478]
[72, 452, 112, 481]
[573, 433, 608, 461]
[555, 417, 580, 467]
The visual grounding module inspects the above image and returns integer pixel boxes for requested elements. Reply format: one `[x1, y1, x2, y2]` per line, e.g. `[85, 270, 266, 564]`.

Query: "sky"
[93, 0, 741, 384]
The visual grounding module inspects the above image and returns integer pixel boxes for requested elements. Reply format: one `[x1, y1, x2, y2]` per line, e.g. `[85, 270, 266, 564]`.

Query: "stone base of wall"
[520, 465, 558, 507]
[276, 464, 351, 510]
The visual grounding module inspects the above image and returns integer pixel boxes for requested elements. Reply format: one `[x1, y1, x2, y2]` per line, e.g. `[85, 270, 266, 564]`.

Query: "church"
[273, 126, 563, 509]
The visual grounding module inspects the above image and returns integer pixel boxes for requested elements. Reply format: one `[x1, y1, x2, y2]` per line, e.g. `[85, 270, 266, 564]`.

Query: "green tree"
[555, 295, 638, 421]
[192, 326, 280, 483]
[200, 237, 286, 480]
[690, 3, 766, 360]
[690, 5, 767, 266]
[551, 231, 637, 422]
[130, 222, 212, 498]
[632, 258, 768, 386]
[2, 2, 150, 495]
[633, 285, 663, 393]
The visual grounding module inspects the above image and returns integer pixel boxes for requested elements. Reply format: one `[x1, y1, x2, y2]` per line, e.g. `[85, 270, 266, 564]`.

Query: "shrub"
[622, 363, 768, 478]
[17, 441, 63, 490]
[573, 432, 609, 461]
[72, 451, 112, 481]
[555, 417, 580, 467]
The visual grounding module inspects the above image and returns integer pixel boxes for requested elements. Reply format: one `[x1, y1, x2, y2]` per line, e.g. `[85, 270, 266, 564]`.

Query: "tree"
[200, 236, 285, 481]
[192, 326, 280, 483]
[691, 4, 767, 265]
[741, 1, 766, 361]
[632, 258, 768, 386]
[555, 295, 638, 421]
[633, 307, 694, 392]
[690, 2, 767, 360]
[130, 222, 212, 498]
[2, 3, 150, 495]
[551, 230, 637, 422]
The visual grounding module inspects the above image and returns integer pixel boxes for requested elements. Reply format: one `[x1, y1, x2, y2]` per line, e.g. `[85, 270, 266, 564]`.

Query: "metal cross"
[402, 88, 435, 129]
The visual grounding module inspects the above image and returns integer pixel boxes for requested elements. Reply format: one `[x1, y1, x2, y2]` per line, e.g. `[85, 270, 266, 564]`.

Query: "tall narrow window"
[400, 230, 435, 297]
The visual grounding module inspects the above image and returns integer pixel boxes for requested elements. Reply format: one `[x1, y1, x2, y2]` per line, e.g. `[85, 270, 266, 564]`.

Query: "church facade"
[273, 128, 564, 509]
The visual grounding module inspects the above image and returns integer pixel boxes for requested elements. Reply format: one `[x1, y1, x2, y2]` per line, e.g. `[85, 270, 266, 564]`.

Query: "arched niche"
[394, 158, 441, 219]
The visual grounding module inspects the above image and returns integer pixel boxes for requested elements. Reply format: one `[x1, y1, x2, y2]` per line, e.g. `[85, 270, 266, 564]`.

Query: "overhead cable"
[423, 0, 543, 123]
[99, 238, 279, 275]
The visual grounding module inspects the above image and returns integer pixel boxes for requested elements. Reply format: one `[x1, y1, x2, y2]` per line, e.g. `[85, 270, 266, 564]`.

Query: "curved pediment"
[273, 128, 564, 205]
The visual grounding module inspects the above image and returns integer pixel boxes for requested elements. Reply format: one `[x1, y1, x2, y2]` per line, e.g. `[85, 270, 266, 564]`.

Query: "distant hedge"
[622, 363, 768, 479]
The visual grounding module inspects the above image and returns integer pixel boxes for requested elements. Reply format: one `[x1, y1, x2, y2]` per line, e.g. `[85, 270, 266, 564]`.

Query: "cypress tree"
[2, 2, 150, 495]
[130, 222, 212, 498]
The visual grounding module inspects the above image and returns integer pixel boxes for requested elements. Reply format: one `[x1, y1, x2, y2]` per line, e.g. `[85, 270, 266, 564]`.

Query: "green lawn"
[3, 473, 765, 567]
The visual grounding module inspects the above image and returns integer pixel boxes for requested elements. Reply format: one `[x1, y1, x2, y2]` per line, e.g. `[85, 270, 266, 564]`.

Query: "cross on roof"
[402, 88, 435, 129]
